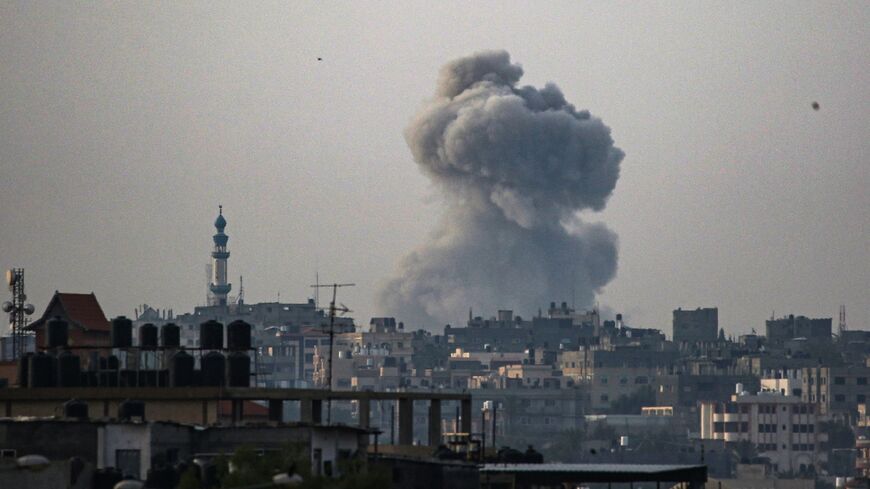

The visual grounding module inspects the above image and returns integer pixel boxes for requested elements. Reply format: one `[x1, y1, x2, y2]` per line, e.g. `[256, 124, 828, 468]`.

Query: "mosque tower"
[208, 205, 232, 306]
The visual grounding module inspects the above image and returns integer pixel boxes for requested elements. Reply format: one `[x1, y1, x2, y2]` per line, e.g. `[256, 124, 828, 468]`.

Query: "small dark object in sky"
[317, 57, 322, 61]
[812, 101, 820, 110]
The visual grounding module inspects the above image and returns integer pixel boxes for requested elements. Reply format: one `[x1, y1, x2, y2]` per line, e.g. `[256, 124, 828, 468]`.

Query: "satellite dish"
[24, 304, 35, 315]
[1, 302, 12, 313]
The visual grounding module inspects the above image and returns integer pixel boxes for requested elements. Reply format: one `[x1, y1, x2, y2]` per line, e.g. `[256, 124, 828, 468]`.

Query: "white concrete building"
[700, 387, 827, 475]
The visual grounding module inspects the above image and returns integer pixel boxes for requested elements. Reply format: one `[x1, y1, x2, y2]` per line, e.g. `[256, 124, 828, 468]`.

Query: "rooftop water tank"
[201, 351, 225, 386]
[46, 317, 69, 348]
[226, 352, 250, 387]
[63, 399, 88, 419]
[118, 399, 145, 421]
[139, 323, 158, 349]
[200, 320, 223, 350]
[17, 352, 33, 387]
[111, 316, 133, 348]
[29, 353, 56, 387]
[227, 320, 252, 351]
[169, 351, 194, 387]
[160, 323, 180, 348]
[57, 350, 81, 387]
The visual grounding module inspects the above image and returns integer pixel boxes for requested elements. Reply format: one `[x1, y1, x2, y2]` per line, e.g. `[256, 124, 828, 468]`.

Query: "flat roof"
[0, 387, 470, 402]
[481, 463, 707, 484]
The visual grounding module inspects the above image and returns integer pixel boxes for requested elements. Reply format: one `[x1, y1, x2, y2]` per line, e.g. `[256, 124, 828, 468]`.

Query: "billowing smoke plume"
[377, 50, 623, 329]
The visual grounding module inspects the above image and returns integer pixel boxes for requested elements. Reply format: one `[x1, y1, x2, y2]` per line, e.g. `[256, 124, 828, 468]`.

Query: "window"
[834, 377, 846, 385]
[834, 394, 846, 403]
[858, 394, 867, 404]
[858, 377, 868, 386]
[600, 377, 608, 384]
[600, 394, 609, 402]
[619, 377, 628, 385]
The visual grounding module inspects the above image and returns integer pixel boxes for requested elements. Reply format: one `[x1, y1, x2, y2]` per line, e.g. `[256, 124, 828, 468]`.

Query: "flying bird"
[317, 57, 323, 61]
[811, 101, 820, 110]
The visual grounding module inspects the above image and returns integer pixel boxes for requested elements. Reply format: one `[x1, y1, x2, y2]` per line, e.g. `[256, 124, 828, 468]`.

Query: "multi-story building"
[700, 389, 828, 474]
[801, 366, 870, 420]
[673, 307, 718, 343]
[765, 315, 832, 345]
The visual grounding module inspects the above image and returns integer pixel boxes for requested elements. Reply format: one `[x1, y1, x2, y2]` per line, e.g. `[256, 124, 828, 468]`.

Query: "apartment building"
[700, 388, 827, 474]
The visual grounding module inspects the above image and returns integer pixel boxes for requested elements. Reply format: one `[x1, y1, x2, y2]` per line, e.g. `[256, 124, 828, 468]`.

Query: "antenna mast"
[310, 281, 354, 424]
[838, 305, 847, 337]
[3, 269, 35, 360]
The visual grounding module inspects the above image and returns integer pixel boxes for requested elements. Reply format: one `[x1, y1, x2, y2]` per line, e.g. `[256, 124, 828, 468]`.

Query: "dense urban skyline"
[1, 2, 867, 334]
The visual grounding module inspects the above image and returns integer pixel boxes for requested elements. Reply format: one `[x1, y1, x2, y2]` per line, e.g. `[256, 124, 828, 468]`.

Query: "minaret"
[208, 205, 232, 306]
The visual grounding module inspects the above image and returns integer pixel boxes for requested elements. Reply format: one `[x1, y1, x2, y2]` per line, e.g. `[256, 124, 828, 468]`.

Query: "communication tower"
[2, 269, 35, 359]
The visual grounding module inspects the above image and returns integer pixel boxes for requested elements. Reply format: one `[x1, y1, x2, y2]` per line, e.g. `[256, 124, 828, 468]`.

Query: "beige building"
[700, 389, 827, 474]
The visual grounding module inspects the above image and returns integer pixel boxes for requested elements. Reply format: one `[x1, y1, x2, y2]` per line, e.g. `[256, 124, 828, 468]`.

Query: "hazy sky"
[1, 2, 867, 336]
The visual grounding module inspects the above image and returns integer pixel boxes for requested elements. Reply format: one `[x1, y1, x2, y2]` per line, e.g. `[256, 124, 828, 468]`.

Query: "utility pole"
[310, 282, 354, 424]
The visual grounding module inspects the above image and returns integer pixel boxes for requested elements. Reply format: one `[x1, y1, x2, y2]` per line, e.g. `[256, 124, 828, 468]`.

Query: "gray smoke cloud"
[377, 50, 623, 329]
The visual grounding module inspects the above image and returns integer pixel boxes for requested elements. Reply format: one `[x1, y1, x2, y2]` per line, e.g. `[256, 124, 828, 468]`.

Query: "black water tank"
[118, 399, 145, 420]
[46, 317, 69, 348]
[226, 352, 250, 387]
[81, 371, 98, 387]
[57, 351, 81, 387]
[111, 316, 133, 348]
[64, 399, 88, 419]
[169, 351, 194, 387]
[138, 370, 158, 387]
[145, 466, 176, 489]
[29, 353, 56, 387]
[227, 320, 252, 351]
[120, 369, 138, 387]
[17, 352, 33, 387]
[200, 351, 225, 386]
[92, 468, 123, 489]
[139, 323, 158, 349]
[160, 323, 181, 348]
[200, 320, 223, 349]
[99, 371, 118, 387]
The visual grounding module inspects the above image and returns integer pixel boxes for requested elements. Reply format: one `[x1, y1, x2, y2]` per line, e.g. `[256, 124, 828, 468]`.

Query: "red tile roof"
[28, 292, 111, 332]
[218, 400, 270, 418]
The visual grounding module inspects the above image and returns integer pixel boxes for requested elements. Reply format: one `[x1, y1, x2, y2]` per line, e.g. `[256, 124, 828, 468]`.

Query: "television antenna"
[310, 281, 354, 424]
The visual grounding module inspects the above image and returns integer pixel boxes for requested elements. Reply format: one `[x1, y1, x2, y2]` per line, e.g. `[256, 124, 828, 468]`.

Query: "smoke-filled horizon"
[377, 51, 624, 329]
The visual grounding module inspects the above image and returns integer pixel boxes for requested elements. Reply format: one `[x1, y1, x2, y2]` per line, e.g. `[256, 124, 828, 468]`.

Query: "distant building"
[25, 291, 111, 369]
[801, 366, 870, 419]
[673, 307, 718, 343]
[700, 389, 828, 475]
[765, 315, 831, 345]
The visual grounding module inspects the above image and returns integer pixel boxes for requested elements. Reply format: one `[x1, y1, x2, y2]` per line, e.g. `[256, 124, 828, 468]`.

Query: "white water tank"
[620, 436, 630, 447]
[736, 383, 744, 394]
